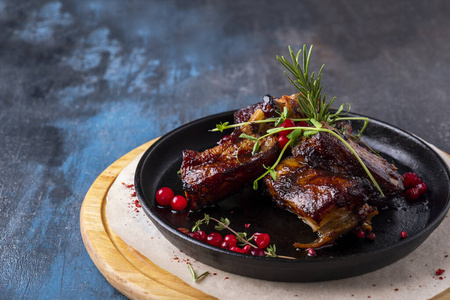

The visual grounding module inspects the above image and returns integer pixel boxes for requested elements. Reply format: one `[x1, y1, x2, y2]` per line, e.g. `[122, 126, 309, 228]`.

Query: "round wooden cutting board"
[80, 140, 450, 300]
[79, 139, 216, 300]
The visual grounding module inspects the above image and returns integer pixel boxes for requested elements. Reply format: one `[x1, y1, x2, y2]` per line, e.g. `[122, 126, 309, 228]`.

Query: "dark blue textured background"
[1, 0, 449, 298]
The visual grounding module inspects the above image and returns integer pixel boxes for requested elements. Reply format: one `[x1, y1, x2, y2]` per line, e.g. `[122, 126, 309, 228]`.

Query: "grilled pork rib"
[181, 94, 305, 210]
[181, 103, 281, 210]
[264, 157, 379, 248]
[292, 122, 404, 196]
[181, 95, 404, 249]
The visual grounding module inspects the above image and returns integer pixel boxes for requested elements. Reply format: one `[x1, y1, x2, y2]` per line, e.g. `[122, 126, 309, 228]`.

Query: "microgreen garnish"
[192, 214, 294, 259]
[188, 263, 210, 282]
[215, 121, 230, 133]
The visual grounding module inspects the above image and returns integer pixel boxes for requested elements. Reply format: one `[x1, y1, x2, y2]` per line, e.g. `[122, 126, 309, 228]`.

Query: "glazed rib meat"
[292, 122, 404, 196]
[265, 121, 403, 248]
[182, 132, 278, 210]
[181, 94, 305, 210]
[265, 157, 378, 248]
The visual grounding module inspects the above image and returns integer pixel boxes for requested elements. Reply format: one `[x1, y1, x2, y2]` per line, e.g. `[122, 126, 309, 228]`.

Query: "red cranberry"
[278, 135, 290, 149]
[242, 245, 251, 254]
[155, 187, 174, 206]
[278, 119, 296, 136]
[367, 232, 376, 241]
[403, 172, 421, 188]
[416, 182, 428, 194]
[223, 234, 238, 247]
[250, 248, 266, 257]
[171, 195, 187, 211]
[189, 231, 205, 242]
[307, 248, 316, 257]
[296, 121, 309, 127]
[400, 231, 408, 239]
[206, 232, 223, 247]
[405, 188, 421, 200]
[356, 230, 365, 239]
[230, 246, 244, 253]
[220, 241, 230, 249]
[253, 233, 270, 249]
[190, 230, 207, 242]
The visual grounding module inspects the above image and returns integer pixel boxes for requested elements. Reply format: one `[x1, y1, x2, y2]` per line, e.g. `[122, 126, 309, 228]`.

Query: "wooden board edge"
[80, 139, 216, 300]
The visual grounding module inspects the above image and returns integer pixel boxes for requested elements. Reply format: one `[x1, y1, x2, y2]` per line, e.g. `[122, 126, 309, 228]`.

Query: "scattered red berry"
[223, 234, 238, 248]
[230, 246, 244, 253]
[296, 121, 309, 127]
[206, 232, 223, 247]
[307, 248, 316, 257]
[189, 230, 207, 242]
[356, 230, 365, 239]
[278, 135, 290, 149]
[400, 231, 408, 239]
[155, 187, 174, 206]
[367, 232, 376, 241]
[171, 195, 187, 211]
[436, 269, 445, 276]
[242, 245, 251, 254]
[403, 172, 421, 188]
[253, 233, 270, 249]
[416, 182, 428, 194]
[220, 241, 231, 249]
[250, 248, 266, 257]
[278, 119, 296, 136]
[405, 188, 421, 200]
[196, 230, 207, 242]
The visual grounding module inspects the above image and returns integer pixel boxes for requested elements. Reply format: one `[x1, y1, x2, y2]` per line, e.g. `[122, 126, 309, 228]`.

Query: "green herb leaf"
[192, 220, 203, 232]
[274, 106, 289, 127]
[252, 140, 260, 155]
[188, 263, 210, 282]
[286, 128, 303, 144]
[204, 214, 210, 225]
[309, 118, 322, 129]
[239, 133, 259, 141]
[236, 232, 248, 244]
[215, 122, 230, 132]
[303, 130, 318, 138]
[215, 217, 230, 231]
[266, 244, 277, 257]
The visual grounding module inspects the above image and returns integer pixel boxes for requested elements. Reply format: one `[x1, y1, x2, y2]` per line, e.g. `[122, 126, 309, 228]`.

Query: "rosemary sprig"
[187, 263, 209, 282]
[276, 44, 337, 123]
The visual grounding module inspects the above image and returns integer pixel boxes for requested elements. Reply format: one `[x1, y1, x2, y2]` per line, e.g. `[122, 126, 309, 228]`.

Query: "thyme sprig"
[192, 214, 295, 259]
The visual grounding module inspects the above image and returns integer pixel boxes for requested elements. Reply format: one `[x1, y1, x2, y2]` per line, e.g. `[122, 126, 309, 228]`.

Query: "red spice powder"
[436, 269, 445, 276]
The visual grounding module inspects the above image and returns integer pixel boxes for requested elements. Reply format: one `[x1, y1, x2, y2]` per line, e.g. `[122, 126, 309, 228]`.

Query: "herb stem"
[188, 263, 209, 282]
